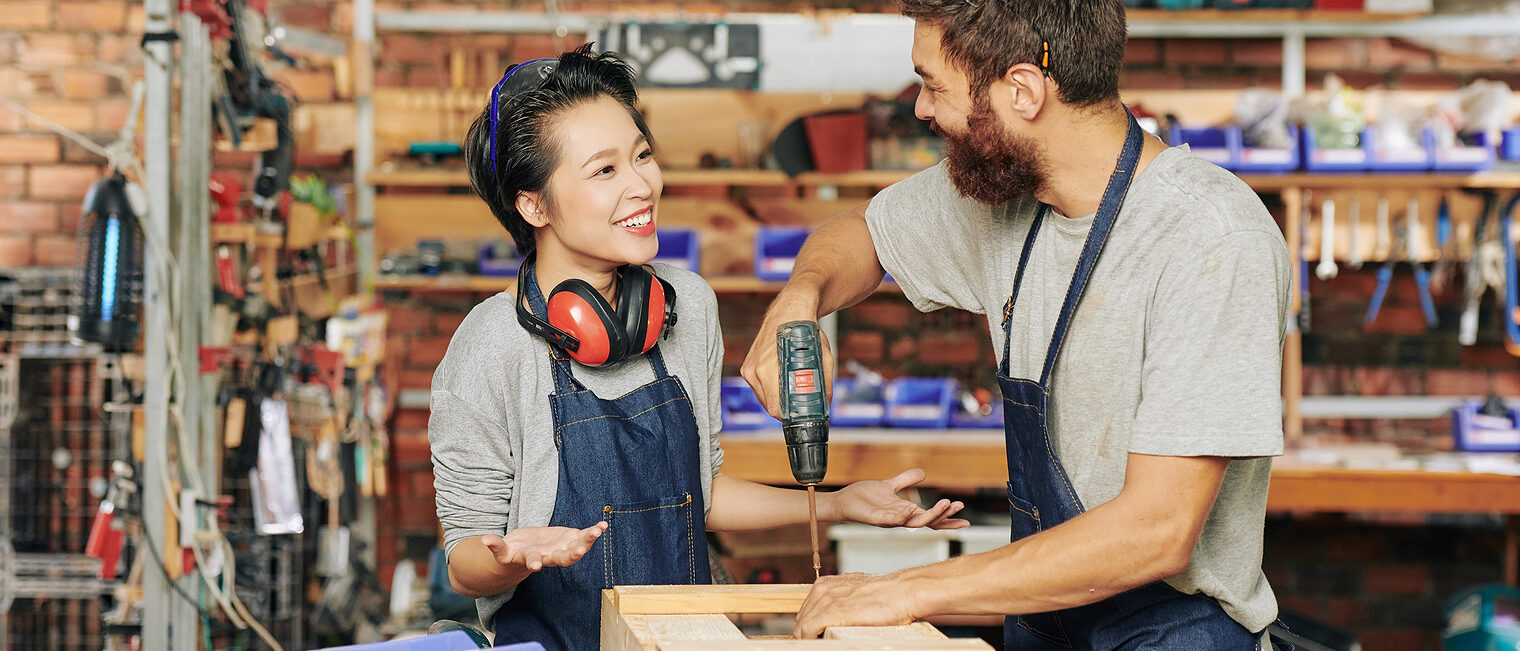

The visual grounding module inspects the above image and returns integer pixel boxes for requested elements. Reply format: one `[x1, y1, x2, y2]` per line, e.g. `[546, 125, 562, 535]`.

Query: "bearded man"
[739, 1, 1294, 648]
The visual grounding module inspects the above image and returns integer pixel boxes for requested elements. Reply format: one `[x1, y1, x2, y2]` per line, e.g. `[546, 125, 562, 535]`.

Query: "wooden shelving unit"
[374, 273, 901, 294]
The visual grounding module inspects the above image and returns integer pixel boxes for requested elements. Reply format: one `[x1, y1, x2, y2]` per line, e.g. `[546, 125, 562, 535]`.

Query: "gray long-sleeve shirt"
[429, 264, 725, 627]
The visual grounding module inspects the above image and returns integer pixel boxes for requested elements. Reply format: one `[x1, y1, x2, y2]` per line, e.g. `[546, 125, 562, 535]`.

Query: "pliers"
[1365, 202, 1438, 330]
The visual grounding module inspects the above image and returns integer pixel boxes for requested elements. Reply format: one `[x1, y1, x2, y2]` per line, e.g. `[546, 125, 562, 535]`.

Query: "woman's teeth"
[617, 212, 652, 228]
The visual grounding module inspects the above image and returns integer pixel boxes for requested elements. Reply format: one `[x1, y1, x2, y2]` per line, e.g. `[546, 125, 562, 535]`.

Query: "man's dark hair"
[898, 0, 1127, 109]
[465, 44, 654, 256]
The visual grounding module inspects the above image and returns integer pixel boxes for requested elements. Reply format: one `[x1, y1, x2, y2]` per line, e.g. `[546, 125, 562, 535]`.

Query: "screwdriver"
[777, 321, 829, 580]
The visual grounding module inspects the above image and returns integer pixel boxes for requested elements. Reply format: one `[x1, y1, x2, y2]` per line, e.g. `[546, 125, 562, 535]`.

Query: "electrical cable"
[135, 516, 240, 633]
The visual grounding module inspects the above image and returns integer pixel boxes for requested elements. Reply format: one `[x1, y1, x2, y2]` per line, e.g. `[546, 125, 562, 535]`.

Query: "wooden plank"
[1267, 468, 1520, 514]
[628, 614, 747, 645]
[660, 641, 991, 650]
[602, 588, 656, 651]
[611, 584, 812, 615]
[825, 623, 946, 640]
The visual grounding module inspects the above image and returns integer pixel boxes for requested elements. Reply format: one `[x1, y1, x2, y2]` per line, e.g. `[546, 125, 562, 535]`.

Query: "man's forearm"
[447, 537, 531, 599]
[896, 494, 1196, 618]
[780, 202, 884, 319]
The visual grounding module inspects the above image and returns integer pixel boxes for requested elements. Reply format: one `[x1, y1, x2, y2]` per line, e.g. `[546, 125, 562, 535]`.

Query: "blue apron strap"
[1001, 204, 1050, 377]
[522, 264, 586, 394]
[1038, 113, 1146, 386]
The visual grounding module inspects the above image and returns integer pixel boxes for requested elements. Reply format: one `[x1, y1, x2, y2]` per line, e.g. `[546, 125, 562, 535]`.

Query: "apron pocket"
[602, 493, 697, 588]
[1006, 482, 1042, 542]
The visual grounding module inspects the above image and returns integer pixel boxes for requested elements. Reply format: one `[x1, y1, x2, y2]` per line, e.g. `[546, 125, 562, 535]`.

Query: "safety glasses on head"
[488, 58, 559, 175]
[514, 255, 679, 367]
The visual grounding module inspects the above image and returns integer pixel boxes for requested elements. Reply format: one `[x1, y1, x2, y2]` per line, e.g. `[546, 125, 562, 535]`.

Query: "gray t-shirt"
[864, 147, 1289, 633]
[429, 264, 725, 626]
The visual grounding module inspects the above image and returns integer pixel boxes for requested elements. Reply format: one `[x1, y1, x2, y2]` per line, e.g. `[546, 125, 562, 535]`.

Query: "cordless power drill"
[777, 321, 829, 579]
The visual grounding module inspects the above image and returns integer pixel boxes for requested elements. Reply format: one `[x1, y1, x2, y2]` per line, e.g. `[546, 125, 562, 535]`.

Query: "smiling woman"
[431, 44, 969, 651]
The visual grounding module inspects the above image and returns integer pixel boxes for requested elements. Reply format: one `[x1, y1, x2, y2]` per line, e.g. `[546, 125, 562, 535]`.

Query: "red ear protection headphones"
[515, 255, 678, 367]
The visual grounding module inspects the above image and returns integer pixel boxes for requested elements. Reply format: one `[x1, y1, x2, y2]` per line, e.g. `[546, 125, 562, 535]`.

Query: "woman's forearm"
[447, 536, 532, 598]
[705, 475, 838, 532]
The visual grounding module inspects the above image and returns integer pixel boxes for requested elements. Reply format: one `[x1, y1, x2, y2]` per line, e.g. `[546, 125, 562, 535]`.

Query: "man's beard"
[933, 100, 1048, 206]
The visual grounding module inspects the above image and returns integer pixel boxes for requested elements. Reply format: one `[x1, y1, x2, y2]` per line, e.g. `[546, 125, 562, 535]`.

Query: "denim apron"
[492, 266, 711, 651]
[999, 116, 1260, 650]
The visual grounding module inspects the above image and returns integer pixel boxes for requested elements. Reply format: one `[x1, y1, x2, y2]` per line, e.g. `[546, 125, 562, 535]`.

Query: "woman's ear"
[517, 192, 549, 228]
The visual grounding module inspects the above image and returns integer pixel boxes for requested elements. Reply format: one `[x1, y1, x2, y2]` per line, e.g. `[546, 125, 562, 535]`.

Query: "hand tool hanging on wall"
[1430, 195, 1459, 296]
[1501, 193, 1520, 356]
[1460, 190, 1504, 346]
[1366, 198, 1439, 331]
[213, 0, 294, 219]
[1347, 192, 1363, 270]
[1317, 198, 1338, 280]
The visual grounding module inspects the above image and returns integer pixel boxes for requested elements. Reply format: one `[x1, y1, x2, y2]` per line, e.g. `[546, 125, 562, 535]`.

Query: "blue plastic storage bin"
[720, 377, 780, 431]
[1503, 128, 1520, 161]
[1366, 126, 1433, 173]
[755, 228, 811, 281]
[884, 377, 956, 429]
[478, 242, 522, 277]
[1235, 125, 1300, 174]
[1300, 125, 1368, 172]
[652, 229, 700, 272]
[950, 388, 1004, 429]
[1432, 131, 1496, 173]
[1168, 126, 1232, 168]
[831, 377, 887, 428]
[1442, 584, 1520, 651]
[1450, 399, 1520, 453]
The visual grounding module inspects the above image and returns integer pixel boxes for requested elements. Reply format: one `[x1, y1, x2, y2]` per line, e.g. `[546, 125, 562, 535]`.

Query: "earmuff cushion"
[547, 280, 623, 366]
[619, 266, 652, 359]
[642, 278, 668, 353]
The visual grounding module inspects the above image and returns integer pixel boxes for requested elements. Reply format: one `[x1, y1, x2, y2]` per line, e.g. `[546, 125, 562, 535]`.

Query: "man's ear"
[517, 192, 549, 228]
[999, 63, 1048, 121]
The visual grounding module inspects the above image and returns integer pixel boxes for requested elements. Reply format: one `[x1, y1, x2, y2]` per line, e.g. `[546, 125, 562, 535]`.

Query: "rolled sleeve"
[1130, 230, 1291, 458]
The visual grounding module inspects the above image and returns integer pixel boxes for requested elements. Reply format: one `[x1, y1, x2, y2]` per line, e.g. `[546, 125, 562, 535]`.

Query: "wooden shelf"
[210, 223, 350, 248]
[717, 430, 1520, 514]
[1238, 172, 1520, 191]
[374, 274, 900, 294]
[1126, 9, 1426, 24]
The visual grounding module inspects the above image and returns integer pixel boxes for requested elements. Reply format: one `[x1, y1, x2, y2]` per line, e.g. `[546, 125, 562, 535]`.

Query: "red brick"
[278, 3, 333, 31]
[28, 164, 99, 200]
[1324, 532, 1384, 561]
[1425, 369, 1488, 396]
[126, 3, 143, 29]
[59, 70, 112, 99]
[1122, 39, 1160, 66]
[0, 135, 59, 164]
[21, 34, 93, 67]
[1434, 50, 1508, 72]
[398, 496, 440, 531]
[1161, 39, 1226, 66]
[385, 304, 432, 333]
[58, 201, 82, 233]
[434, 311, 467, 334]
[918, 331, 986, 367]
[1323, 597, 1362, 628]
[849, 298, 911, 330]
[1358, 630, 1426, 651]
[380, 34, 445, 66]
[0, 167, 25, 197]
[888, 336, 916, 361]
[58, 1, 127, 31]
[411, 470, 436, 496]
[0, 201, 59, 233]
[405, 63, 447, 89]
[1391, 71, 1463, 91]
[1361, 305, 1429, 335]
[96, 35, 137, 65]
[408, 336, 452, 366]
[391, 428, 432, 463]
[0, 69, 32, 100]
[1231, 40, 1283, 67]
[1489, 370, 1520, 397]
[374, 66, 406, 88]
[1363, 564, 1429, 595]
[393, 407, 432, 433]
[1117, 70, 1184, 90]
[512, 35, 568, 61]
[0, 1, 52, 30]
[1460, 345, 1515, 368]
[838, 331, 884, 364]
[1366, 38, 1433, 70]
[1305, 39, 1366, 70]
[24, 100, 94, 132]
[1184, 72, 1266, 90]
[271, 68, 335, 102]
[0, 234, 33, 266]
[33, 234, 76, 267]
[399, 368, 435, 392]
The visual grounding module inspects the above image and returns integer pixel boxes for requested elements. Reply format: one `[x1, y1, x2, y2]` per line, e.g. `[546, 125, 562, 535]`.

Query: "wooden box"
[600, 584, 992, 650]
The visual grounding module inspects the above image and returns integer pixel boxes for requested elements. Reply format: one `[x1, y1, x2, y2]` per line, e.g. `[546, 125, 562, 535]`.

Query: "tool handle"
[1365, 266, 1394, 326]
[1414, 268, 1438, 328]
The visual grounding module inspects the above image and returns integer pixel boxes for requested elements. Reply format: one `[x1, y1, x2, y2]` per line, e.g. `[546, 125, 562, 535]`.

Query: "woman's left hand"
[826, 469, 969, 529]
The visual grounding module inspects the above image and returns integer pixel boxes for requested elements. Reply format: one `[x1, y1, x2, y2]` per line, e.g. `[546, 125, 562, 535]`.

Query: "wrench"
[1317, 198, 1338, 280]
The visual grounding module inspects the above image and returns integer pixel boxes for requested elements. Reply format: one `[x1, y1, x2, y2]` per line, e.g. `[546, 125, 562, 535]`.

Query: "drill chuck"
[784, 420, 828, 485]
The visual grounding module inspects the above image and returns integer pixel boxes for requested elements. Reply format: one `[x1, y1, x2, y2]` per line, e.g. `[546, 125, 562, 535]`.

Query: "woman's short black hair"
[465, 44, 654, 256]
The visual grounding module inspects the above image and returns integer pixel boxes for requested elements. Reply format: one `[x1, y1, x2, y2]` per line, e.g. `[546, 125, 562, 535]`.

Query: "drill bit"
[807, 485, 820, 579]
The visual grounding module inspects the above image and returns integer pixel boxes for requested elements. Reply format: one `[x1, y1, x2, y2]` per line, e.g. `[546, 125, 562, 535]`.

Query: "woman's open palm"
[481, 522, 609, 572]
